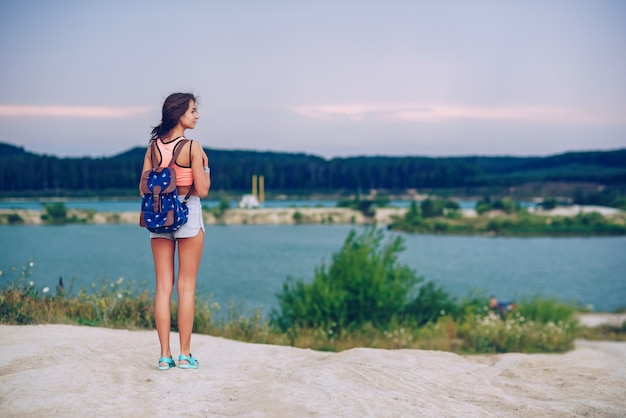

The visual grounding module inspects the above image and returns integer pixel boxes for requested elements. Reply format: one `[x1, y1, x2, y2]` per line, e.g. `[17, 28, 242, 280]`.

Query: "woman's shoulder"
[187, 138, 206, 153]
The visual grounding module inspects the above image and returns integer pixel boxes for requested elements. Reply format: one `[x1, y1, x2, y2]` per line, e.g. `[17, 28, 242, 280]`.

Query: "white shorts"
[149, 195, 205, 240]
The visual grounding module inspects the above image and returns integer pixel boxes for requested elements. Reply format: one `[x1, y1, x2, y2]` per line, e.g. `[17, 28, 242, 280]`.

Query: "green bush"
[388, 201, 432, 233]
[475, 200, 492, 215]
[272, 228, 422, 332]
[337, 194, 390, 217]
[1, 213, 24, 224]
[420, 198, 460, 218]
[493, 197, 520, 214]
[206, 197, 232, 218]
[405, 201, 421, 221]
[41, 202, 68, 223]
[475, 197, 520, 214]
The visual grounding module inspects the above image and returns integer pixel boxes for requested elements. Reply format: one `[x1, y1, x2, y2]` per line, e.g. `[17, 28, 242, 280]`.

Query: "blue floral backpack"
[139, 139, 192, 233]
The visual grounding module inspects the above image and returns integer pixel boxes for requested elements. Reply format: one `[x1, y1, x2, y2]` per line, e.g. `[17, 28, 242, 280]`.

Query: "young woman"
[140, 93, 211, 370]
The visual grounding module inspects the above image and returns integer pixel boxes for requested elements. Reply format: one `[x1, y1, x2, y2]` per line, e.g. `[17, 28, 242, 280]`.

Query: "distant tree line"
[1, 142, 625, 198]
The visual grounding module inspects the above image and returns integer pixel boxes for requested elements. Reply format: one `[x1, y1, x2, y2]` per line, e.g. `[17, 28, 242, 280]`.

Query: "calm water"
[1, 224, 624, 314]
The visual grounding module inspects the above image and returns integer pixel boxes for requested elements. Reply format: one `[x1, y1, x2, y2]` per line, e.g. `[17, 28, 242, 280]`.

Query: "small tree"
[41, 202, 68, 224]
[373, 194, 390, 208]
[219, 197, 231, 212]
[405, 201, 421, 223]
[209, 197, 231, 218]
[421, 198, 461, 218]
[475, 196, 492, 215]
[476, 197, 519, 215]
[420, 198, 439, 218]
[492, 197, 520, 214]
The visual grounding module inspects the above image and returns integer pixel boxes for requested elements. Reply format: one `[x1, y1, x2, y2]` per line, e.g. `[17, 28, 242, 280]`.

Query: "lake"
[1, 224, 624, 314]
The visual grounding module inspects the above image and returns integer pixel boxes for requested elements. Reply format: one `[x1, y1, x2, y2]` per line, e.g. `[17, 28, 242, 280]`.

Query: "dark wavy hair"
[150, 92, 196, 140]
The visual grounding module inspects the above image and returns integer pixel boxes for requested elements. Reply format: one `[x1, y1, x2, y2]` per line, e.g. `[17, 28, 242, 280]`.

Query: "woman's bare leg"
[176, 230, 204, 363]
[152, 237, 176, 363]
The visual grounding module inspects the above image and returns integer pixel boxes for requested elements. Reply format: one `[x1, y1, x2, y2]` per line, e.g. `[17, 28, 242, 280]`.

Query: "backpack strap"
[170, 139, 194, 202]
[149, 141, 160, 169]
[183, 140, 194, 202]
[168, 139, 190, 167]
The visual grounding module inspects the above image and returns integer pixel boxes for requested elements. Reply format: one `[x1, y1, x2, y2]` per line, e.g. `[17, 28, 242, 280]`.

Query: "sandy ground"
[1, 325, 624, 417]
[527, 205, 622, 217]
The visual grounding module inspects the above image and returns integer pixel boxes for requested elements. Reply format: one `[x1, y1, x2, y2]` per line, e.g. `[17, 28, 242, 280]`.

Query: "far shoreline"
[1, 205, 625, 231]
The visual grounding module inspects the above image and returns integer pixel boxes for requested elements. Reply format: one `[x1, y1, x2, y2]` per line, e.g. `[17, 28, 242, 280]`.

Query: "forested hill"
[1, 142, 625, 196]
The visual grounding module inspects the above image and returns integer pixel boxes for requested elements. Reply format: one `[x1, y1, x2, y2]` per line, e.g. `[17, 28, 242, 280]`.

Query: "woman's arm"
[190, 141, 211, 198]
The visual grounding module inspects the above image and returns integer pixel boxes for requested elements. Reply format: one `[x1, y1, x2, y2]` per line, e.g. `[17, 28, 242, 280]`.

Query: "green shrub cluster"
[0, 212, 24, 224]
[391, 201, 626, 236]
[391, 200, 464, 233]
[40, 202, 89, 224]
[271, 228, 425, 333]
[420, 198, 461, 218]
[475, 197, 520, 215]
[337, 194, 390, 216]
[483, 211, 626, 236]
[205, 197, 231, 218]
[41, 202, 69, 223]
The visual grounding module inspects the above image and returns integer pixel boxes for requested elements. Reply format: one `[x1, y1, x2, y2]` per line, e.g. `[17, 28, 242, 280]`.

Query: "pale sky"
[1, 0, 625, 158]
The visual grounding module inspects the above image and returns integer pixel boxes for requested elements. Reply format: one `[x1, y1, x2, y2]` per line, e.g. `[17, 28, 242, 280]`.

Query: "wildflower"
[117, 293, 122, 299]
[440, 310, 445, 316]
[29, 261, 34, 268]
[42, 287, 50, 293]
[116, 277, 124, 285]
[29, 281, 34, 287]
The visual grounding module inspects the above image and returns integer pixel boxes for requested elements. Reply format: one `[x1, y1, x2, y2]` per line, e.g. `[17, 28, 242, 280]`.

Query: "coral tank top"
[156, 137, 194, 186]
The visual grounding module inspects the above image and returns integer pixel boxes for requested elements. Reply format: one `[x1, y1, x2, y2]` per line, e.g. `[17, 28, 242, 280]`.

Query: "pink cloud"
[291, 103, 620, 125]
[0, 105, 152, 118]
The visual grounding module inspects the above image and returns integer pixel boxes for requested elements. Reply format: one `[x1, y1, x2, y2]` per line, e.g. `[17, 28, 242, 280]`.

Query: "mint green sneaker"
[158, 357, 176, 371]
[178, 354, 199, 369]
